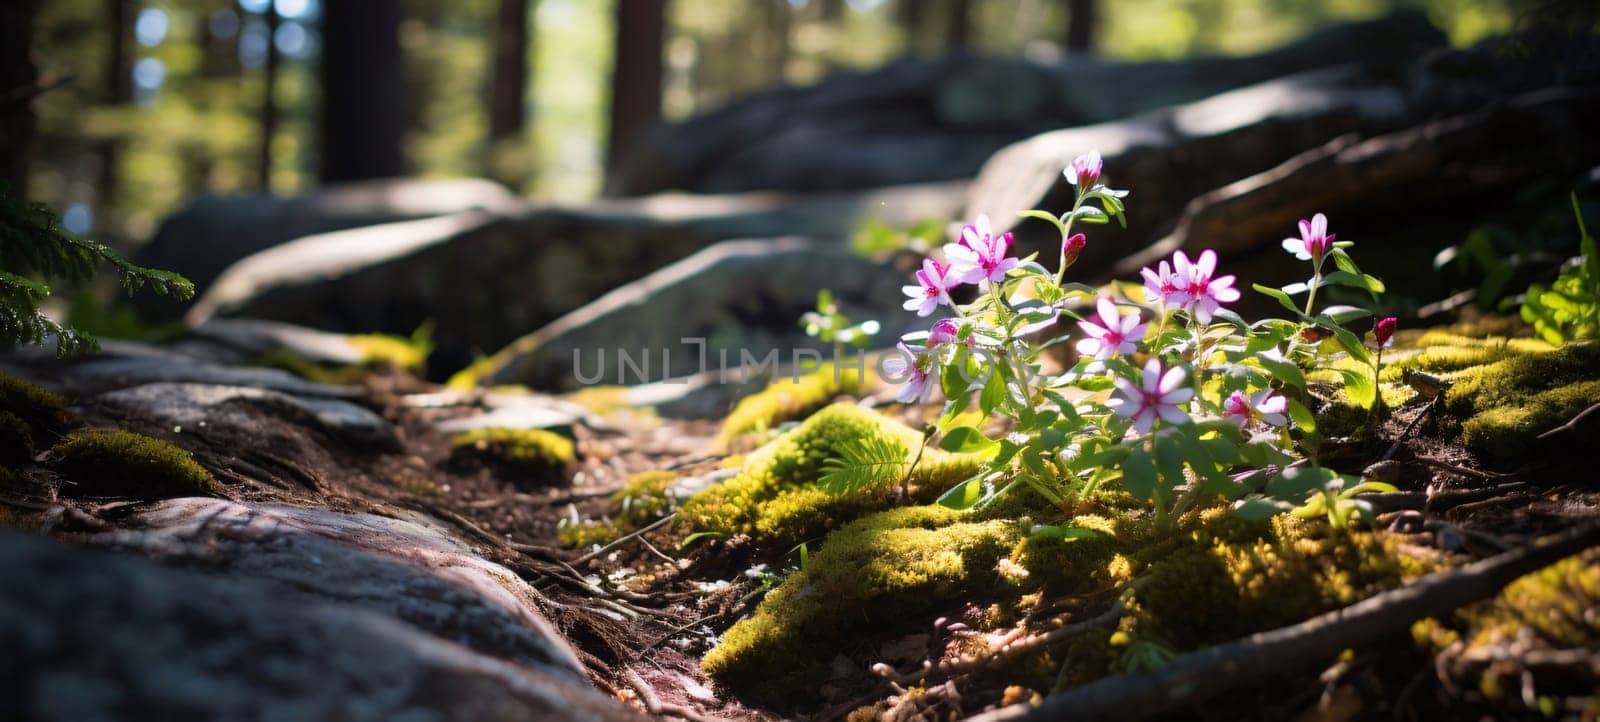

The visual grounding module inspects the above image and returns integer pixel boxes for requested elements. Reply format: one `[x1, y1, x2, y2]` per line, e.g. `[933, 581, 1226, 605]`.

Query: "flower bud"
[1062, 232, 1087, 270]
[1067, 150, 1102, 188]
[1375, 316, 1397, 348]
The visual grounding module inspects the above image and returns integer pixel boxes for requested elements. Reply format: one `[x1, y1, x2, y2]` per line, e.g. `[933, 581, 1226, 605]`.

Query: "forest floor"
[3, 318, 1598, 722]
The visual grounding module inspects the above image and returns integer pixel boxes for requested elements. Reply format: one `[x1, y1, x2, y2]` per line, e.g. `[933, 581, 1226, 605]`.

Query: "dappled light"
[1, 1, 1598, 721]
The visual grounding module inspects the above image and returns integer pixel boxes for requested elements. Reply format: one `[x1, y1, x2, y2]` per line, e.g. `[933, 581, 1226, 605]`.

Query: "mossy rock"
[0, 373, 68, 440]
[50, 430, 218, 498]
[681, 402, 985, 550]
[701, 505, 1023, 703]
[0, 412, 34, 467]
[448, 427, 576, 488]
[714, 364, 865, 450]
[1441, 342, 1600, 462]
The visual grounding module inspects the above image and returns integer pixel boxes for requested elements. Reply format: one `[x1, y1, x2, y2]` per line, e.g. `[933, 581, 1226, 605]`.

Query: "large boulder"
[0, 527, 640, 721]
[134, 177, 524, 318]
[473, 237, 917, 392]
[185, 183, 965, 376]
[608, 13, 1444, 195]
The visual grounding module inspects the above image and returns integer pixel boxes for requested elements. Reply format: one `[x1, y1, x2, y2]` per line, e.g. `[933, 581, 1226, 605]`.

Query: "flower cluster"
[866, 149, 1395, 529]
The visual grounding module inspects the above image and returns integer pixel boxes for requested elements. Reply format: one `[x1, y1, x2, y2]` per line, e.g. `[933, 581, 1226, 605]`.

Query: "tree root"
[965, 521, 1600, 722]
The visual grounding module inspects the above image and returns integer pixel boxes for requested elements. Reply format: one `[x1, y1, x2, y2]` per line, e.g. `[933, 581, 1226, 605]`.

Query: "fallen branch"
[1365, 481, 1529, 514]
[965, 522, 1600, 722]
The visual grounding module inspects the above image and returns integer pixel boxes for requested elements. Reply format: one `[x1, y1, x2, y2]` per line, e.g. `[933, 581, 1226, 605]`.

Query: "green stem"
[1302, 267, 1323, 318]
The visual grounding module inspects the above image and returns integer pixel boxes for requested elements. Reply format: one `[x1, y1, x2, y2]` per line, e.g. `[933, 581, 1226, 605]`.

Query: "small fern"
[818, 434, 910, 495]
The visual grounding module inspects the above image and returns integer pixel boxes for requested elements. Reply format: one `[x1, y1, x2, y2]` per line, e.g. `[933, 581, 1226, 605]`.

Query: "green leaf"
[979, 368, 1007, 417]
[1121, 447, 1158, 501]
[1017, 209, 1067, 236]
[1253, 283, 1303, 316]
[937, 474, 988, 510]
[1337, 368, 1378, 410]
[1029, 524, 1101, 541]
[940, 426, 998, 454]
[1287, 398, 1317, 433]
[1254, 351, 1305, 389]
[1232, 497, 1291, 521]
[677, 531, 727, 550]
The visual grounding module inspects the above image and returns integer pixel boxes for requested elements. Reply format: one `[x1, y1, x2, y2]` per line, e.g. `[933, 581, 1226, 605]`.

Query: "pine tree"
[0, 186, 193, 356]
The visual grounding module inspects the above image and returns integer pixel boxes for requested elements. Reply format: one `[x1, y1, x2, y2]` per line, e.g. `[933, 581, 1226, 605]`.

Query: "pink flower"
[883, 343, 936, 403]
[901, 258, 960, 317]
[928, 318, 975, 348]
[1282, 213, 1335, 263]
[1067, 150, 1102, 188]
[1062, 232, 1087, 270]
[1374, 316, 1397, 349]
[1223, 389, 1288, 428]
[1108, 359, 1194, 434]
[1140, 259, 1189, 308]
[1075, 297, 1147, 360]
[1172, 249, 1239, 325]
[945, 214, 1020, 285]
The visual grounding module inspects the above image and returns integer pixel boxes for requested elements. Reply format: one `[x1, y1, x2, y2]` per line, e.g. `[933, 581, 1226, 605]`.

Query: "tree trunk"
[946, 0, 973, 52]
[0, 0, 40, 196]
[318, 0, 407, 183]
[488, 0, 530, 144]
[257, 2, 280, 191]
[98, 0, 131, 216]
[764, 0, 792, 84]
[605, 0, 667, 175]
[1065, 0, 1096, 53]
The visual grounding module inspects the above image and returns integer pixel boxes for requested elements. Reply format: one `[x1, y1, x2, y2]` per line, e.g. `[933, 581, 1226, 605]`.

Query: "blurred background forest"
[21, 0, 1520, 248]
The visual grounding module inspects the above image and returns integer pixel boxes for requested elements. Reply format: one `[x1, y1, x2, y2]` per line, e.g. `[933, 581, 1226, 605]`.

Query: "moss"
[0, 411, 33, 466]
[348, 329, 430, 371]
[1413, 550, 1599, 713]
[1443, 342, 1600, 417]
[0, 372, 67, 440]
[611, 470, 678, 528]
[448, 427, 575, 487]
[558, 519, 622, 548]
[701, 504, 1023, 702]
[714, 364, 866, 450]
[252, 349, 370, 385]
[1127, 514, 1410, 649]
[49, 430, 217, 498]
[1460, 379, 1600, 461]
[563, 386, 631, 416]
[681, 402, 986, 549]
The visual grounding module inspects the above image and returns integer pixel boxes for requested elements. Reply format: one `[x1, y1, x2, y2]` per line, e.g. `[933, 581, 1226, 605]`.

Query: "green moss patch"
[681, 402, 985, 550]
[714, 364, 865, 450]
[1441, 342, 1600, 462]
[702, 505, 1023, 702]
[49, 430, 217, 498]
[448, 427, 576, 488]
[0, 372, 67, 440]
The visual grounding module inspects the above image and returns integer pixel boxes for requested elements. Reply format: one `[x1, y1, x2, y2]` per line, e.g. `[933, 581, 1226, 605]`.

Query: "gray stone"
[91, 383, 398, 450]
[184, 184, 964, 375]
[133, 177, 525, 319]
[191, 319, 372, 366]
[473, 237, 916, 392]
[0, 528, 640, 721]
[55, 356, 362, 398]
[608, 14, 1444, 195]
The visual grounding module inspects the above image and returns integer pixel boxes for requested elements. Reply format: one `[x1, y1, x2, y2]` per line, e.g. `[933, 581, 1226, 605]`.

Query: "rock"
[133, 177, 525, 319]
[190, 318, 374, 366]
[470, 237, 915, 392]
[434, 392, 592, 435]
[964, 64, 1416, 272]
[90, 382, 399, 451]
[608, 14, 1445, 195]
[185, 183, 964, 375]
[50, 355, 362, 399]
[0, 528, 640, 721]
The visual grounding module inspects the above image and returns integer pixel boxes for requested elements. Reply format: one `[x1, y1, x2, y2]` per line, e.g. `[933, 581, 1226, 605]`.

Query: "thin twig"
[572, 513, 678, 566]
[965, 522, 1600, 722]
[1381, 395, 1440, 462]
[885, 597, 1127, 687]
